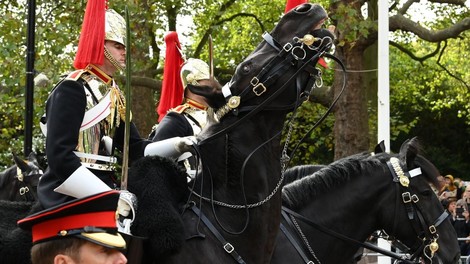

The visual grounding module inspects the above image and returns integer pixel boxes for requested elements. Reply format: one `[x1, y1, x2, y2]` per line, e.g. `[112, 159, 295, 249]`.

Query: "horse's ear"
[12, 153, 29, 171]
[27, 152, 37, 162]
[398, 137, 420, 170]
[374, 140, 386, 154]
[187, 82, 226, 109]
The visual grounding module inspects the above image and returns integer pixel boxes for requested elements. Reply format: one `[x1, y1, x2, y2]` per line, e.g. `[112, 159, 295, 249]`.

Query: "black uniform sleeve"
[113, 121, 151, 163]
[44, 80, 86, 181]
[151, 112, 193, 142]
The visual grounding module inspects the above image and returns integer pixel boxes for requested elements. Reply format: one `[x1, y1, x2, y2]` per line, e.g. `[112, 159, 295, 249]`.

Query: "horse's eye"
[242, 63, 252, 73]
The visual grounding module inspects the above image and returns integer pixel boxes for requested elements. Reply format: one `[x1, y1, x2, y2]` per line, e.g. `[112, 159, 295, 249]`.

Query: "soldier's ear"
[54, 254, 74, 264]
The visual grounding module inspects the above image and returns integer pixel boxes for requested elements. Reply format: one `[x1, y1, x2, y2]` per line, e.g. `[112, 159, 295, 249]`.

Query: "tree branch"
[436, 41, 470, 90]
[216, 13, 265, 33]
[389, 40, 441, 64]
[389, 14, 470, 42]
[397, 0, 420, 15]
[194, 0, 237, 57]
[427, 0, 467, 6]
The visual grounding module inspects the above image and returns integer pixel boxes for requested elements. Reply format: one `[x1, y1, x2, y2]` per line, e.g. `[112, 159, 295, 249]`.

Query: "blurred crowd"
[438, 174, 470, 256]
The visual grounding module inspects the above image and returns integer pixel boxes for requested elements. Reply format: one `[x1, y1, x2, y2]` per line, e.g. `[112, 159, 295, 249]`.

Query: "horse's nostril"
[294, 3, 312, 13]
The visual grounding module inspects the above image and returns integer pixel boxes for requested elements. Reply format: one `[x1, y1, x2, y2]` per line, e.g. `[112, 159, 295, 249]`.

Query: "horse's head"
[381, 137, 460, 264]
[12, 152, 43, 202]
[189, 3, 334, 120]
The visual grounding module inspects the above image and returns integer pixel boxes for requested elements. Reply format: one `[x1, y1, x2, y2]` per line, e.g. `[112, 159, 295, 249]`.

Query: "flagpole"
[25, 0, 36, 157]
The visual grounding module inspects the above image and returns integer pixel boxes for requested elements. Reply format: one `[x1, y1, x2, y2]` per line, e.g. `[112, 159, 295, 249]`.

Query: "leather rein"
[185, 30, 340, 264]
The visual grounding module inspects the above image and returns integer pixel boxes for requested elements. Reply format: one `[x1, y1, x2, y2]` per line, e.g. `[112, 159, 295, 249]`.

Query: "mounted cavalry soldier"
[37, 0, 150, 221]
[149, 33, 222, 177]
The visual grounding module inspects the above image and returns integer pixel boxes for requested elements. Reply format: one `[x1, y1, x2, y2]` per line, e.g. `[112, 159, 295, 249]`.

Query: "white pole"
[378, 0, 390, 153]
[377, 0, 391, 263]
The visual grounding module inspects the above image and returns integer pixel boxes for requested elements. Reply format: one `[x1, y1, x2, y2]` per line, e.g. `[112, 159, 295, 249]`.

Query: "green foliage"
[0, 0, 469, 178]
[389, 34, 470, 177]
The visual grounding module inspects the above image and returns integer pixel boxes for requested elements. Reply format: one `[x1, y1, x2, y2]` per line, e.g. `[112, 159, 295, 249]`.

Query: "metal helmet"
[180, 58, 210, 88]
[105, 9, 126, 46]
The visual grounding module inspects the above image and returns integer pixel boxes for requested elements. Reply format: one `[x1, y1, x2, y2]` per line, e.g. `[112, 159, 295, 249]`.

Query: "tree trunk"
[333, 43, 370, 159]
[132, 85, 158, 139]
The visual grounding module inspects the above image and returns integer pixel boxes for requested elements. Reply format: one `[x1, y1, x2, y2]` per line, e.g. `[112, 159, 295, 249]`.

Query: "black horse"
[127, 3, 335, 264]
[271, 138, 460, 264]
[0, 152, 42, 202]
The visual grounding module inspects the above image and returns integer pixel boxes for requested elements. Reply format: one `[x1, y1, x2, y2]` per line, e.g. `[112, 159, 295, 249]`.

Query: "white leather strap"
[409, 167, 422, 178]
[222, 83, 232, 98]
[40, 92, 112, 136]
[74, 151, 117, 163]
[80, 91, 112, 130]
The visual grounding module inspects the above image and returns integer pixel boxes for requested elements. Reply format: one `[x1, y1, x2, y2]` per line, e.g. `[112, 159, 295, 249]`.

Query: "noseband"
[212, 29, 334, 129]
[387, 157, 449, 262]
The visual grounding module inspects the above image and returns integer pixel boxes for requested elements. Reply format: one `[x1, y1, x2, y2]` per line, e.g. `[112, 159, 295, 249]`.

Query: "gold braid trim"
[109, 86, 132, 128]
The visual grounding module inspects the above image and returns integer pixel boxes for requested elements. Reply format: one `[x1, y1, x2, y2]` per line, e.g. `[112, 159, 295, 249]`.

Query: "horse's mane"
[282, 138, 442, 210]
[283, 164, 326, 185]
[0, 165, 16, 188]
[282, 152, 375, 209]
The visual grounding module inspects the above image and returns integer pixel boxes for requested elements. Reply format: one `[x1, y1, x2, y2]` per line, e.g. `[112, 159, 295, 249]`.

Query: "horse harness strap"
[190, 205, 246, 264]
[387, 157, 446, 260]
[212, 30, 330, 126]
[280, 210, 317, 264]
[16, 167, 35, 201]
[281, 207, 417, 263]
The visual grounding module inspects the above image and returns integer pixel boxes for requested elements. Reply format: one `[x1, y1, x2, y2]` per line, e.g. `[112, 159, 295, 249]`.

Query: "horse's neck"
[296, 177, 383, 237]
[201, 113, 285, 179]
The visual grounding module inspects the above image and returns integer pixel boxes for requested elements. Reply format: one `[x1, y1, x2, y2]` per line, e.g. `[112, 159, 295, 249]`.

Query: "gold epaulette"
[170, 104, 190, 114]
[64, 69, 87, 81]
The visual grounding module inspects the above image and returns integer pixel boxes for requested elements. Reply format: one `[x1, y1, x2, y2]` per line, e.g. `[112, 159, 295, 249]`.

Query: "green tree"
[329, 0, 470, 159]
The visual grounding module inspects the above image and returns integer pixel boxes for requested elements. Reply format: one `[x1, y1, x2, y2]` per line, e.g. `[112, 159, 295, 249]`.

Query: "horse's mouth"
[312, 18, 327, 31]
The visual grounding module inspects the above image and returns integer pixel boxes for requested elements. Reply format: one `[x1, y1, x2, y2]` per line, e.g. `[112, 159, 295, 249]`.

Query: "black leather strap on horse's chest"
[280, 209, 316, 264]
[190, 205, 246, 264]
[281, 207, 416, 263]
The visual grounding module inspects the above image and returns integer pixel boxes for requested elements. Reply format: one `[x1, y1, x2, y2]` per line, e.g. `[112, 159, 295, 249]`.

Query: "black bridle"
[200, 28, 335, 145]
[185, 28, 341, 263]
[279, 157, 449, 264]
[13, 165, 42, 202]
[387, 157, 449, 262]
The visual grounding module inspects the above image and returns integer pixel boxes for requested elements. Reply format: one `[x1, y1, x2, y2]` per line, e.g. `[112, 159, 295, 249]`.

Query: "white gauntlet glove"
[144, 136, 197, 160]
[117, 190, 138, 234]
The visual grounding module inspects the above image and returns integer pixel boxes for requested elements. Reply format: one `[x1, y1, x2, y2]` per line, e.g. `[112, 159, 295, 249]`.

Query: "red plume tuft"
[73, 0, 107, 69]
[156, 31, 185, 122]
[284, 0, 307, 13]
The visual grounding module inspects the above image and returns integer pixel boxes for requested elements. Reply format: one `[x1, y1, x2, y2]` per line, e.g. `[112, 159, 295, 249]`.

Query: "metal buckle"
[429, 225, 437, 234]
[19, 186, 30, 195]
[283, 42, 293, 52]
[223, 242, 234, 253]
[411, 194, 419, 203]
[251, 77, 267, 96]
[402, 192, 412, 203]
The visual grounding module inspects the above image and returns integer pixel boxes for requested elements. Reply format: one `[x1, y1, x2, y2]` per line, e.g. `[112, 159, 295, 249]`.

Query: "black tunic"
[38, 77, 150, 208]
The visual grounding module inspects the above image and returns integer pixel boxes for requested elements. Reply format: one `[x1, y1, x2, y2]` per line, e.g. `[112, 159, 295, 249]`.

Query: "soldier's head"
[18, 191, 127, 264]
[73, 0, 126, 75]
[103, 9, 126, 72]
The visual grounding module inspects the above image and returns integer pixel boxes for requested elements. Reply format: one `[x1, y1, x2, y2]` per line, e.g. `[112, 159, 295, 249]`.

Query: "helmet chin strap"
[104, 46, 125, 72]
